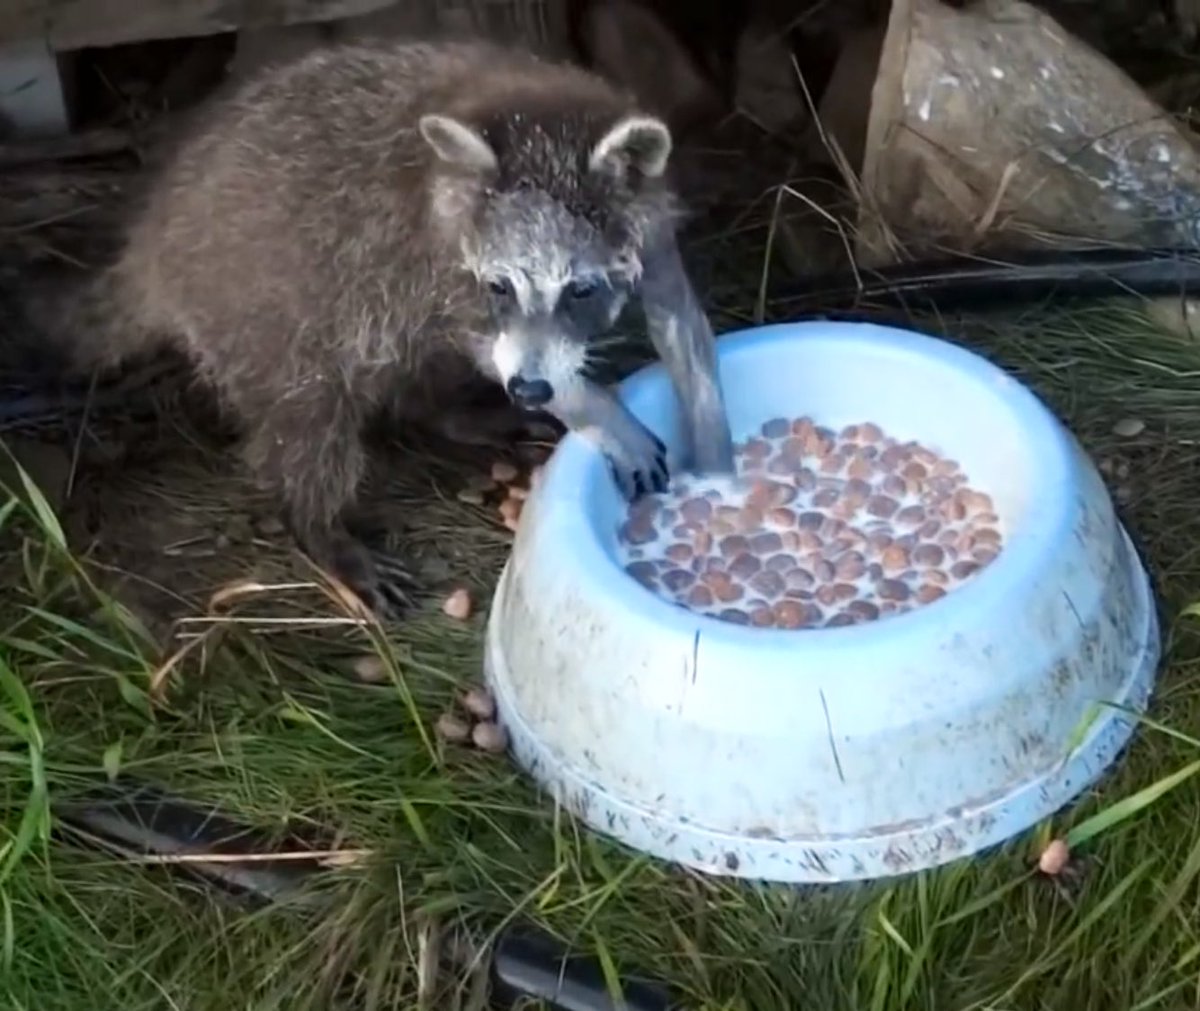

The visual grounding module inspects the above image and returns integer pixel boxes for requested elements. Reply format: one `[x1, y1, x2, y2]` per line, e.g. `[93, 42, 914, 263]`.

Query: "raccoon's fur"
[60, 37, 733, 616]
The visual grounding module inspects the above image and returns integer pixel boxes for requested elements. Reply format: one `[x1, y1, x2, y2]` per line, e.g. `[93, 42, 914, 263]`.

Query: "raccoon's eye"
[486, 277, 515, 300]
[565, 277, 603, 301]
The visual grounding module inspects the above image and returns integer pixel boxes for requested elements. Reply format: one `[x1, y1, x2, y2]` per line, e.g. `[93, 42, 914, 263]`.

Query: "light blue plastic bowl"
[483, 320, 1161, 883]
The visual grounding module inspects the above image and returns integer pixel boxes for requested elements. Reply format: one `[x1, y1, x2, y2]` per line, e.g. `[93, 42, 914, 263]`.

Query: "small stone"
[462, 686, 496, 720]
[442, 588, 473, 620]
[491, 461, 520, 483]
[472, 721, 509, 753]
[1112, 418, 1145, 438]
[436, 713, 472, 743]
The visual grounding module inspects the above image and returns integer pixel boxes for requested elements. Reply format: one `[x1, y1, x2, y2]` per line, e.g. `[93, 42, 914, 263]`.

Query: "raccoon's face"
[419, 110, 672, 410]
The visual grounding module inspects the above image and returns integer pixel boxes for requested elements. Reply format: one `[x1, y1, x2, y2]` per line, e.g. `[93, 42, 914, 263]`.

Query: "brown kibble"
[719, 534, 750, 558]
[625, 560, 658, 588]
[436, 713, 472, 743]
[718, 608, 750, 625]
[762, 417, 791, 438]
[847, 599, 880, 622]
[472, 720, 509, 753]
[716, 505, 741, 523]
[825, 612, 857, 628]
[902, 461, 928, 482]
[880, 444, 909, 469]
[925, 569, 949, 586]
[442, 588, 473, 620]
[687, 585, 714, 608]
[736, 505, 766, 532]
[950, 560, 980, 580]
[933, 458, 959, 476]
[881, 475, 907, 498]
[794, 467, 818, 491]
[665, 542, 693, 564]
[859, 422, 883, 443]
[729, 553, 762, 580]
[781, 531, 803, 552]
[797, 511, 824, 531]
[877, 579, 911, 602]
[812, 488, 839, 508]
[831, 582, 858, 602]
[973, 548, 999, 567]
[749, 606, 776, 627]
[773, 599, 819, 629]
[714, 580, 745, 603]
[692, 530, 714, 555]
[939, 498, 967, 521]
[912, 543, 946, 567]
[917, 519, 942, 540]
[663, 569, 696, 593]
[749, 569, 786, 599]
[839, 424, 860, 441]
[866, 495, 899, 519]
[916, 584, 946, 604]
[881, 545, 910, 572]
[710, 519, 736, 538]
[352, 655, 388, 684]
[842, 478, 872, 504]
[750, 531, 784, 555]
[767, 507, 797, 528]
[835, 552, 867, 581]
[462, 686, 496, 720]
[973, 527, 1002, 546]
[813, 559, 836, 582]
[784, 567, 815, 591]
[620, 518, 655, 545]
[744, 438, 771, 459]
[819, 453, 846, 475]
[764, 553, 793, 572]
[1038, 838, 1070, 876]
[491, 461, 520, 483]
[791, 416, 816, 437]
[957, 489, 994, 515]
[680, 496, 713, 523]
[847, 455, 875, 480]
[895, 505, 926, 528]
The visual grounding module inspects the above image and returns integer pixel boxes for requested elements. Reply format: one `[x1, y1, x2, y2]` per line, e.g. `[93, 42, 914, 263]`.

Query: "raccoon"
[64, 38, 735, 617]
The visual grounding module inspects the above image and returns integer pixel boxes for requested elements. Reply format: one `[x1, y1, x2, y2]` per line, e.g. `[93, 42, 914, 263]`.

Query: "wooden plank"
[0, 0, 406, 51]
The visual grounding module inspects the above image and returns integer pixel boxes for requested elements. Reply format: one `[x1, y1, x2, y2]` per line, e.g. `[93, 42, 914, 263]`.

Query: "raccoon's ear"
[588, 115, 672, 179]
[418, 114, 498, 172]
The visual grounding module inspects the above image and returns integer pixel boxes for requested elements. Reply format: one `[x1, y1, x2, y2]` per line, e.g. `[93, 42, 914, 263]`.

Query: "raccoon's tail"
[0, 260, 174, 425]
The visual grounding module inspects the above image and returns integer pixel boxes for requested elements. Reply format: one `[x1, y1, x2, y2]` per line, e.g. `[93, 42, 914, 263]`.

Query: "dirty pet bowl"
[483, 321, 1160, 883]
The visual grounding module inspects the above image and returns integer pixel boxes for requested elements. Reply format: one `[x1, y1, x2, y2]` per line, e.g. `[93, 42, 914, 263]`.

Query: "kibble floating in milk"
[616, 417, 1004, 629]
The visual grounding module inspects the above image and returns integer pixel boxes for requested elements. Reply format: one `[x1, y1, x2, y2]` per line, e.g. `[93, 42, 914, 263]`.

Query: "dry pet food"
[616, 416, 1005, 629]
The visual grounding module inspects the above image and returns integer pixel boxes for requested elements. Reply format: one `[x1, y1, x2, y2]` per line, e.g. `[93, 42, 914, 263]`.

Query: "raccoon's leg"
[640, 232, 736, 476]
[549, 378, 669, 500]
[237, 384, 418, 619]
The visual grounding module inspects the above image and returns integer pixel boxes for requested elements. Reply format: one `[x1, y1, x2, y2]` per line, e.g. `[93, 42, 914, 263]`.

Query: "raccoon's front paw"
[602, 425, 669, 501]
[328, 537, 420, 621]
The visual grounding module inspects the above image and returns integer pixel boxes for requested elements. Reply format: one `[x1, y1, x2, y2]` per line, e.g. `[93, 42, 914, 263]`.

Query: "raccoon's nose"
[505, 376, 554, 409]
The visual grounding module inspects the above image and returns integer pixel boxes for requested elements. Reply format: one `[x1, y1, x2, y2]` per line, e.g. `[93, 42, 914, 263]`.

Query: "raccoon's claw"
[328, 538, 419, 621]
[605, 430, 669, 502]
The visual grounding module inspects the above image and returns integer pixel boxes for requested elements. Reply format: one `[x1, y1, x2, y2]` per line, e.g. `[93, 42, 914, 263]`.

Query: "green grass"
[7, 297, 1200, 1009]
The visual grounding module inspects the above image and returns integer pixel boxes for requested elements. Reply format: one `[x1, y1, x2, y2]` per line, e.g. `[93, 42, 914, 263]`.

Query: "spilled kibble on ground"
[617, 416, 1005, 629]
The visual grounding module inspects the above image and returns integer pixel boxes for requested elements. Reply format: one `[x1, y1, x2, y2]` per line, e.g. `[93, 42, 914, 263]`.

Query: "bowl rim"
[534, 320, 1080, 650]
